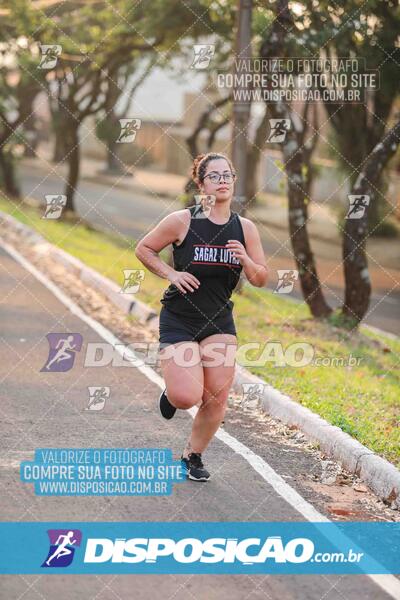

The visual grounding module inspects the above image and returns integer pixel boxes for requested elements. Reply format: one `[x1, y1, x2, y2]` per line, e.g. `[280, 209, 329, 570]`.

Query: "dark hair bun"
[191, 154, 206, 182]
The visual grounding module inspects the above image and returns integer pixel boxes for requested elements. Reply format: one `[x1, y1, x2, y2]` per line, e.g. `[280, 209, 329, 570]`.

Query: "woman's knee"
[168, 388, 202, 410]
[200, 387, 230, 413]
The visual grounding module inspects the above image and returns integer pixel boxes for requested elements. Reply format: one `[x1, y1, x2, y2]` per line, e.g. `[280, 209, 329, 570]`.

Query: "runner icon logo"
[40, 333, 83, 372]
[41, 529, 82, 568]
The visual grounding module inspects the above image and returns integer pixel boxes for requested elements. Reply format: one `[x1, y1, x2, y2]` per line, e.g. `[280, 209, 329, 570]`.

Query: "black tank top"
[160, 205, 246, 320]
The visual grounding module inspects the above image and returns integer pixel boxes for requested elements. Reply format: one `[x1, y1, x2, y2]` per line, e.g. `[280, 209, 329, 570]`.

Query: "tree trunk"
[53, 125, 69, 163]
[246, 107, 269, 204]
[52, 105, 71, 163]
[64, 126, 80, 213]
[342, 119, 400, 323]
[260, 0, 332, 317]
[366, 172, 385, 232]
[284, 134, 332, 317]
[106, 139, 125, 173]
[231, 0, 252, 214]
[0, 150, 20, 198]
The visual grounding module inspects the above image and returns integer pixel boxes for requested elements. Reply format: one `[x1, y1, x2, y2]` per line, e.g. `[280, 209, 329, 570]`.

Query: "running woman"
[135, 152, 268, 481]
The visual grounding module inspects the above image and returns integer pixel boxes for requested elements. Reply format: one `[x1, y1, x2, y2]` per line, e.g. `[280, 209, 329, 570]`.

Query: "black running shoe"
[180, 452, 210, 481]
[158, 388, 176, 419]
[181, 456, 190, 474]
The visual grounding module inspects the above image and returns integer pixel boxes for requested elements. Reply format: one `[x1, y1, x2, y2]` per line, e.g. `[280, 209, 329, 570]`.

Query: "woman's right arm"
[134, 211, 200, 294]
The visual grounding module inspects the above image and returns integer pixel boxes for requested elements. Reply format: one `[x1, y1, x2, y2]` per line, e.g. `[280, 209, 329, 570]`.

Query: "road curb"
[1, 208, 399, 509]
[0, 210, 159, 327]
[232, 365, 400, 509]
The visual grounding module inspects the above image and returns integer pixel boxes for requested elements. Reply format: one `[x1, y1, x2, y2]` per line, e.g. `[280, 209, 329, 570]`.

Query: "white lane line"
[2, 239, 399, 599]
[0, 452, 36, 469]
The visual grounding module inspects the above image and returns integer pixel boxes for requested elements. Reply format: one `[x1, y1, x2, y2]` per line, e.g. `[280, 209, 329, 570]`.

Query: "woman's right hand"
[168, 270, 200, 294]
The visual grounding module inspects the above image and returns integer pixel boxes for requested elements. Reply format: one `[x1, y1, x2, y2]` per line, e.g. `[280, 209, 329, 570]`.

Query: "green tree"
[259, 0, 400, 325]
[298, 0, 400, 234]
[0, 31, 45, 197]
[7, 0, 219, 212]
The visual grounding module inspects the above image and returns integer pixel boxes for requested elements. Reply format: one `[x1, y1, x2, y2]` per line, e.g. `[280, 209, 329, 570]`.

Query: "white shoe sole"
[188, 473, 210, 481]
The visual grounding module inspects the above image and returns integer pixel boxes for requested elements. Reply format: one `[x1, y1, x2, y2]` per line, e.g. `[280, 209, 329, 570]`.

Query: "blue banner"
[1, 522, 399, 574]
[20, 448, 185, 496]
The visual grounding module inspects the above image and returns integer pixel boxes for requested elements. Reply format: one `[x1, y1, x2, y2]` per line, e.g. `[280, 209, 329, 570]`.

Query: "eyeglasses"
[203, 172, 236, 184]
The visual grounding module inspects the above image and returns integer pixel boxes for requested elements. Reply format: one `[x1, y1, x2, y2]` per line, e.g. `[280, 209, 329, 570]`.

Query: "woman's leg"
[159, 341, 204, 410]
[182, 333, 237, 458]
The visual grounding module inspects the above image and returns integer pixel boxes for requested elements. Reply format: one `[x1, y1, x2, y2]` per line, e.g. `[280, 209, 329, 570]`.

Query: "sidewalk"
[22, 148, 400, 271]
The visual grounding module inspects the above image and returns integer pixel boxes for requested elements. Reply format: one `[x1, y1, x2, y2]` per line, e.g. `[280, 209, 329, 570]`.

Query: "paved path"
[0, 242, 398, 599]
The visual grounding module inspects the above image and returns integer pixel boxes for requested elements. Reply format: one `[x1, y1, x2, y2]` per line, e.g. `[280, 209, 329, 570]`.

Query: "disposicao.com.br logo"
[83, 535, 361, 566]
[0, 522, 396, 575]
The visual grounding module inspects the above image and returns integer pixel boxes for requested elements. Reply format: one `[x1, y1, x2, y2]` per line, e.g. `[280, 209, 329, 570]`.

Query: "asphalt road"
[0, 239, 398, 598]
[19, 164, 400, 335]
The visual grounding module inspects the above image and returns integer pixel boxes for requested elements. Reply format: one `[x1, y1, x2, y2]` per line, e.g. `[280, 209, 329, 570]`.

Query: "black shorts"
[159, 305, 237, 347]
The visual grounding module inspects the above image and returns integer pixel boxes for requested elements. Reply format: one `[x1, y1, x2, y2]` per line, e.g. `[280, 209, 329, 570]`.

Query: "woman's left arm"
[226, 218, 268, 287]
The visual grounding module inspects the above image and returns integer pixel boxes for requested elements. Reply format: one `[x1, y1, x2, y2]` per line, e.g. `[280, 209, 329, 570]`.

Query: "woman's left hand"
[226, 240, 249, 265]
